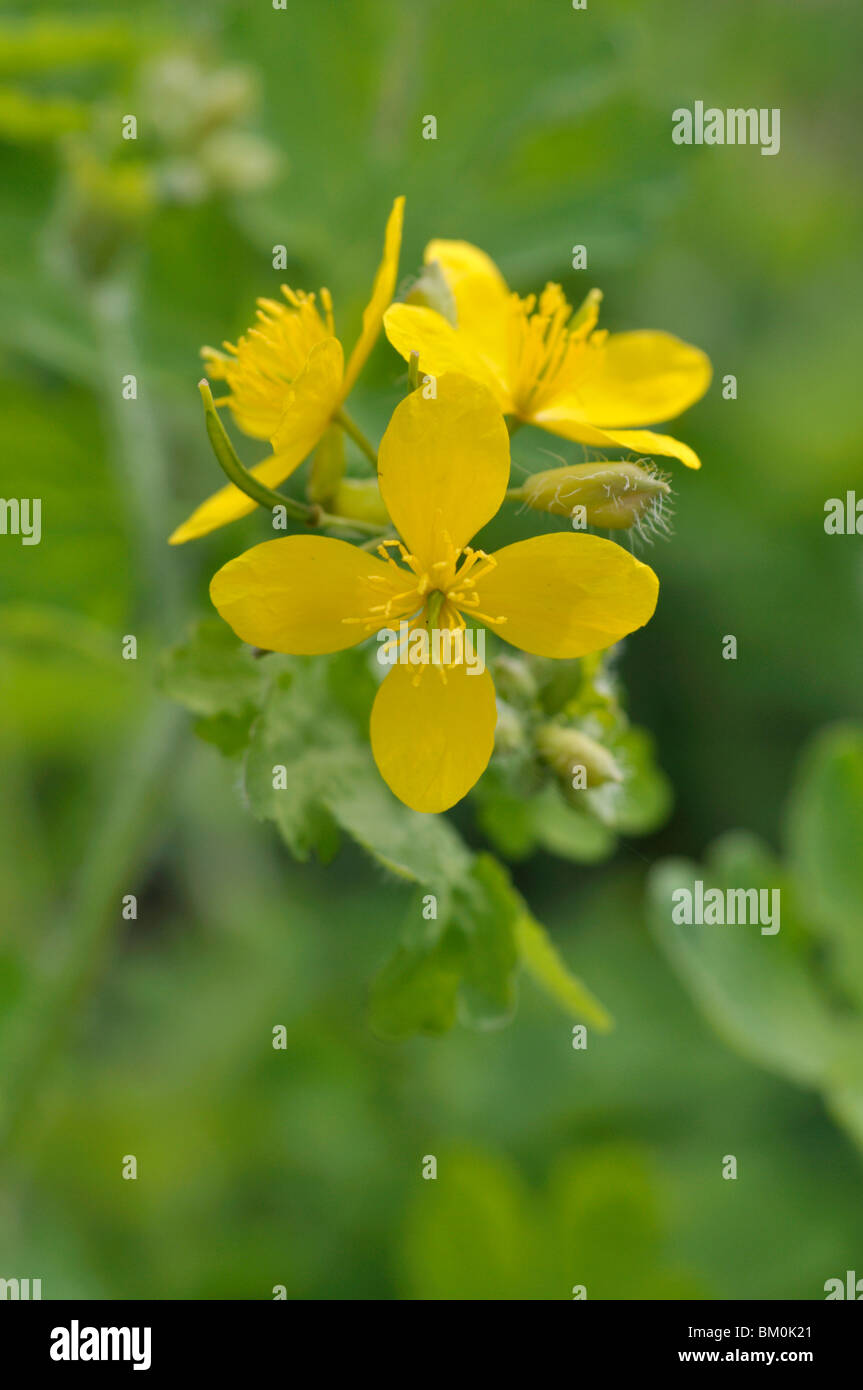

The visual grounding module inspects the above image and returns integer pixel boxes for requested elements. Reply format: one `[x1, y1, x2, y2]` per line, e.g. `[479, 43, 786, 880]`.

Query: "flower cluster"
[172, 199, 710, 813]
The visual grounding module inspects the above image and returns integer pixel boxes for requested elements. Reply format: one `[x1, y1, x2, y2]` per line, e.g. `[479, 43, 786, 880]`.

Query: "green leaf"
[245, 656, 473, 894]
[451, 855, 519, 1027]
[243, 664, 356, 864]
[475, 773, 615, 864]
[648, 834, 839, 1088]
[531, 786, 616, 862]
[516, 913, 613, 1031]
[369, 925, 463, 1040]
[598, 724, 673, 836]
[786, 722, 863, 1005]
[159, 619, 265, 719]
[371, 856, 520, 1038]
[400, 1150, 534, 1300]
[400, 1145, 703, 1300]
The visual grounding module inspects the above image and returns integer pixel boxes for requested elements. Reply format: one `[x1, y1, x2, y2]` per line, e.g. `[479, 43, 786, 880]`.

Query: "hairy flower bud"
[536, 724, 623, 791]
[513, 461, 670, 530]
[493, 699, 525, 754]
[491, 653, 538, 706]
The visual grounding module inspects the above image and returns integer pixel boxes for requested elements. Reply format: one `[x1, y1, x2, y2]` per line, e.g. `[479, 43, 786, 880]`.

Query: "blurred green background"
[1, 0, 862, 1300]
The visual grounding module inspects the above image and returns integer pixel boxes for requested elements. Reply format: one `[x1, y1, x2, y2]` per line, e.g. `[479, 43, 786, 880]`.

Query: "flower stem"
[199, 382, 386, 537]
[334, 408, 378, 467]
[314, 509, 388, 537]
[359, 532, 397, 551]
[198, 379, 310, 520]
[0, 700, 184, 1150]
[408, 349, 420, 392]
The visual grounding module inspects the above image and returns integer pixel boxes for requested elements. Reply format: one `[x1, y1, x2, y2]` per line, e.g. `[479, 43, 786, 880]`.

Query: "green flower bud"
[307, 424, 345, 506]
[493, 699, 526, 755]
[331, 477, 390, 526]
[513, 460, 670, 530]
[536, 724, 623, 792]
[491, 653, 538, 707]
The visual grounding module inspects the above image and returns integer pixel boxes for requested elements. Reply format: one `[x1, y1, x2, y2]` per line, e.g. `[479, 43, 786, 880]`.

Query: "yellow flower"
[169, 195, 405, 543]
[384, 240, 711, 470]
[209, 374, 659, 814]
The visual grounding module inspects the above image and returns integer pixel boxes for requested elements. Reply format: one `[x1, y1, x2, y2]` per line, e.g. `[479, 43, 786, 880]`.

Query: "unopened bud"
[514, 461, 669, 530]
[307, 424, 345, 506]
[536, 724, 623, 791]
[493, 699, 525, 754]
[331, 478, 390, 526]
[491, 654, 538, 706]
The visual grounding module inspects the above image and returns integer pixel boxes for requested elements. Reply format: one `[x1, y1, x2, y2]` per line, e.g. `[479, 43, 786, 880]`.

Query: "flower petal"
[384, 303, 509, 407]
[171, 338, 345, 545]
[270, 335, 344, 453]
[342, 195, 405, 396]
[472, 532, 659, 658]
[370, 660, 497, 812]
[377, 373, 510, 571]
[210, 535, 415, 653]
[423, 238, 512, 392]
[169, 449, 308, 545]
[528, 409, 703, 470]
[543, 330, 712, 428]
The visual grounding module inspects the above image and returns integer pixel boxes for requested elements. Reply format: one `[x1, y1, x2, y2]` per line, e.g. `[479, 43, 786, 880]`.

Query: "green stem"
[91, 279, 181, 636]
[200, 383, 386, 536]
[199, 379, 310, 520]
[408, 349, 420, 393]
[505, 486, 526, 501]
[0, 701, 184, 1149]
[334, 408, 378, 467]
[315, 509, 387, 537]
[359, 531, 396, 551]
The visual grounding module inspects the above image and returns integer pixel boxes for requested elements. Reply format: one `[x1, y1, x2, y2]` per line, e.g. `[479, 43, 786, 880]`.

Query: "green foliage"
[2, 0, 861, 1303]
[649, 724, 863, 1152]
[161, 621, 613, 1037]
[787, 724, 863, 1006]
[474, 648, 672, 862]
[400, 1145, 704, 1300]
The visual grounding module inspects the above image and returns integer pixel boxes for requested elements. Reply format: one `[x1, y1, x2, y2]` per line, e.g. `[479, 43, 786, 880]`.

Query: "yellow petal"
[370, 660, 497, 813]
[270, 335, 344, 454]
[210, 535, 415, 653]
[544, 330, 712, 428]
[203, 288, 330, 440]
[383, 303, 509, 408]
[472, 532, 659, 658]
[528, 409, 703, 470]
[169, 449, 306, 545]
[377, 373, 510, 571]
[171, 338, 344, 545]
[341, 195, 405, 396]
[423, 239, 512, 392]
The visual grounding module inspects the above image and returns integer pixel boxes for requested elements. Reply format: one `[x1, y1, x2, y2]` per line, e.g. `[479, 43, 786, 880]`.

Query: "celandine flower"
[170, 196, 404, 543]
[209, 375, 659, 814]
[385, 240, 710, 469]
